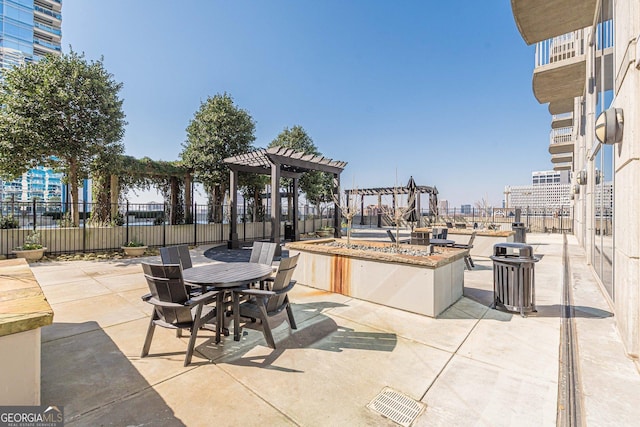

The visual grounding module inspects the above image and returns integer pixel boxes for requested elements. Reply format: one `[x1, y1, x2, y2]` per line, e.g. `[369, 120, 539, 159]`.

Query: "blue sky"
[62, 0, 551, 208]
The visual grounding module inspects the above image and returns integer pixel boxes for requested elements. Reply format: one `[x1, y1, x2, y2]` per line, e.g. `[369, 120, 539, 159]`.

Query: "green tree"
[0, 51, 126, 226]
[181, 93, 256, 222]
[268, 125, 333, 219]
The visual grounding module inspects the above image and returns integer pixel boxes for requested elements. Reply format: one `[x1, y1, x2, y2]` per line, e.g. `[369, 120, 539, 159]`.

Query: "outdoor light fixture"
[576, 170, 587, 186]
[573, 184, 580, 195]
[595, 108, 624, 144]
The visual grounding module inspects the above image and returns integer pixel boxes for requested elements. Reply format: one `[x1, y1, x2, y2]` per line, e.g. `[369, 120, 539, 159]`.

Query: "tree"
[0, 51, 126, 226]
[268, 125, 333, 219]
[181, 93, 255, 222]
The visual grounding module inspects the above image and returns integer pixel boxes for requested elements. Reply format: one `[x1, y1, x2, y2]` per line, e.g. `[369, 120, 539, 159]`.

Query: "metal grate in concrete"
[367, 387, 425, 426]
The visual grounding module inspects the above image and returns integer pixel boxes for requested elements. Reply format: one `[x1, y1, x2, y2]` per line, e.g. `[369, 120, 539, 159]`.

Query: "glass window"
[4, 4, 33, 25]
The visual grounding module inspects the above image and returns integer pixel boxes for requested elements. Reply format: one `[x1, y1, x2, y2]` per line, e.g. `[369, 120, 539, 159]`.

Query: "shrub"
[16, 231, 43, 250]
[0, 215, 19, 229]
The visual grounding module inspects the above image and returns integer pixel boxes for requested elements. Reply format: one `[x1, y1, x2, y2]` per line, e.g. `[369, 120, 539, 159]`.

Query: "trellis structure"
[224, 147, 347, 248]
[344, 184, 438, 227]
[103, 156, 193, 225]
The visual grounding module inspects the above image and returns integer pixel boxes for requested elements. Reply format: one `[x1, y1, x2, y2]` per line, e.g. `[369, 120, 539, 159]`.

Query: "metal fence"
[351, 205, 573, 234]
[0, 200, 327, 257]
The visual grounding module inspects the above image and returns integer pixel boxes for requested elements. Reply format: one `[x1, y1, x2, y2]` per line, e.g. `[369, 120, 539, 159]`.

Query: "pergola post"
[416, 193, 421, 226]
[292, 176, 299, 241]
[184, 172, 192, 224]
[170, 177, 179, 225]
[333, 173, 341, 238]
[377, 193, 382, 228]
[360, 194, 365, 225]
[110, 174, 119, 222]
[228, 168, 239, 249]
[271, 161, 281, 246]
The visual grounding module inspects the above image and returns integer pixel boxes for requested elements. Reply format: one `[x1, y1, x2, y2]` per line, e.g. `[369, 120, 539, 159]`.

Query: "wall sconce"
[573, 184, 580, 194]
[576, 170, 587, 185]
[595, 108, 624, 144]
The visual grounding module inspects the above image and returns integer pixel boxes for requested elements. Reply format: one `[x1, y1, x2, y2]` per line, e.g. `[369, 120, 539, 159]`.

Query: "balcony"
[34, 21, 62, 39]
[34, 5, 61, 23]
[549, 127, 574, 155]
[551, 112, 573, 129]
[511, 0, 611, 45]
[551, 152, 573, 164]
[532, 22, 613, 105]
[553, 161, 573, 171]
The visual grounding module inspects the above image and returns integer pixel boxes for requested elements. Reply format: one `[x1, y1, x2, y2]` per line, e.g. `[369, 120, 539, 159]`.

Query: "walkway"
[29, 232, 640, 426]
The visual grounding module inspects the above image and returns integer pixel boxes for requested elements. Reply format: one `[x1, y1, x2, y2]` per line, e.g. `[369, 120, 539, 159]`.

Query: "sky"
[61, 0, 551, 208]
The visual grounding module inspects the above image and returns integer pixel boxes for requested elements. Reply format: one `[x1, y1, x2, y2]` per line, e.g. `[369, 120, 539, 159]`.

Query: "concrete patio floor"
[29, 232, 640, 426]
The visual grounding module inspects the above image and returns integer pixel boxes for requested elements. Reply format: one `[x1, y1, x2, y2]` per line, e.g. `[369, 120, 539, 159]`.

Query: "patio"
[29, 231, 640, 426]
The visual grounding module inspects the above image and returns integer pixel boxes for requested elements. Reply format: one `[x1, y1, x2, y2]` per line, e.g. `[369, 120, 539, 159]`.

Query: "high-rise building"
[0, 0, 63, 202]
[511, 1, 640, 365]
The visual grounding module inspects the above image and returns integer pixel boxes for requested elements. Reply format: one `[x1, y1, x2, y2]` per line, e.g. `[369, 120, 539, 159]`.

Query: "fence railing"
[0, 201, 327, 256]
[351, 206, 573, 235]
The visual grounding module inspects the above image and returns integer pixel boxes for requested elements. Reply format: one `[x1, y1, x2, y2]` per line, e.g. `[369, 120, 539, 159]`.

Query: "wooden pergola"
[345, 184, 438, 227]
[224, 147, 347, 248]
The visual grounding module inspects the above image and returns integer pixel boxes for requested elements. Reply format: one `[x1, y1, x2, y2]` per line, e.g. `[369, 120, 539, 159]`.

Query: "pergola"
[224, 147, 347, 248]
[344, 184, 438, 227]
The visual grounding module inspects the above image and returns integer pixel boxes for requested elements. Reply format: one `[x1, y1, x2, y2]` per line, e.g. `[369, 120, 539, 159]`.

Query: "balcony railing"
[552, 112, 573, 122]
[595, 20, 614, 50]
[535, 29, 585, 67]
[34, 5, 62, 20]
[550, 127, 574, 145]
[535, 20, 613, 68]
[34, 21, 62, 36]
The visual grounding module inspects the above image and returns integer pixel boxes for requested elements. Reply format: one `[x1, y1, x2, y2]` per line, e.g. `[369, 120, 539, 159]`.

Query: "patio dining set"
[140, 242, 298, 366]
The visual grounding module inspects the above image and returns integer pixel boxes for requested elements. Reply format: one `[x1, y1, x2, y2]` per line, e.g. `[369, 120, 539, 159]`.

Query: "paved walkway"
[29, 231, 640, 426]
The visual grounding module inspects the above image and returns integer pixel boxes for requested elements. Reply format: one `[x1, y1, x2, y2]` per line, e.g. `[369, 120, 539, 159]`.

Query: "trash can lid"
[493, 242, 537, 260]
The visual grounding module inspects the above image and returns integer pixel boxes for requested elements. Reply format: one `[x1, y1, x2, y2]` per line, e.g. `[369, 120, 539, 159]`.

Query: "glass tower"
[0, 0, 63, 202]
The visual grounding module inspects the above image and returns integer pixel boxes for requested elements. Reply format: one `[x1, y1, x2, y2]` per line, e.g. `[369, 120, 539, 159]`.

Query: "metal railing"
[0, 200, 327, 257]
[535, 29, 584, 67]
[550, 127, 574, 145]
[535, 20, 613, 69]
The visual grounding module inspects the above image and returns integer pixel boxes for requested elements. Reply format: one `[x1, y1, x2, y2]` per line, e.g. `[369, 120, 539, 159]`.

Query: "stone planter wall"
[287, 239, 465, 317]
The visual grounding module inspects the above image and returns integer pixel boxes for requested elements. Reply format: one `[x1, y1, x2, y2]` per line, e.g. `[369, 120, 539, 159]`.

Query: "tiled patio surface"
[28, 232, 640, 426]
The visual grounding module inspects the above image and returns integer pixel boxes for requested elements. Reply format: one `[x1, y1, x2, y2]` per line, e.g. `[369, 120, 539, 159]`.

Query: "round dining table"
[183, 262, 273, 343]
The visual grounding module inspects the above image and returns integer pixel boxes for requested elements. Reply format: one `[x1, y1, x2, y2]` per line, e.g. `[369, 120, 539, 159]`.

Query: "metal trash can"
[512, 222, 526, 243]
[490, 243, 539, 317]
[284, 223, 294, 240]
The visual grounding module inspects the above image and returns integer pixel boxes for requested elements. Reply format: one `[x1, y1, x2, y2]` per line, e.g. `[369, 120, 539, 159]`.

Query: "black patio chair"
[232, 254, 299, 348]
[160, 245, 192, 270]
[140, 262, 218, 366]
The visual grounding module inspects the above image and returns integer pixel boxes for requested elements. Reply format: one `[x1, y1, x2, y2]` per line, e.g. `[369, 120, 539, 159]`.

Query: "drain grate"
[367, 387, 425, 426]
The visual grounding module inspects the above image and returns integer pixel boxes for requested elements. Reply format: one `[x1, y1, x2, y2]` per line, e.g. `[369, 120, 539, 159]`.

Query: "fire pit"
[287, 238, 466, 317]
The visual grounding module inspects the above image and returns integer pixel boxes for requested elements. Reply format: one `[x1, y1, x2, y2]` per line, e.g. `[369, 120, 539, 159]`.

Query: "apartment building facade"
[0, 0, 63, 202]
[511, 0, 640, 366]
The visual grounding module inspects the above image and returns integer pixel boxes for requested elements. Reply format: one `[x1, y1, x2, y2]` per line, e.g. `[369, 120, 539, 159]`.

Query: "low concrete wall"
[287, 239, 465, 317]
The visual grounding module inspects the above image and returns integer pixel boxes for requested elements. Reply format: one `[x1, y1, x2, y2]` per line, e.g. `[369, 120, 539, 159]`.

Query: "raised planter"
[121, 246, 148, 257]
[12, 247, 47, 261]
[287, 239, 466, 317]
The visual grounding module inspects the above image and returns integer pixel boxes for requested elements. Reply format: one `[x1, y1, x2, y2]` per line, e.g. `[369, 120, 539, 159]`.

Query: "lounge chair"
[453, 232, 476, 269]
[386, 229, 409, 244]
[232, 254, 299, 348]
[140, 262, 218, 366]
